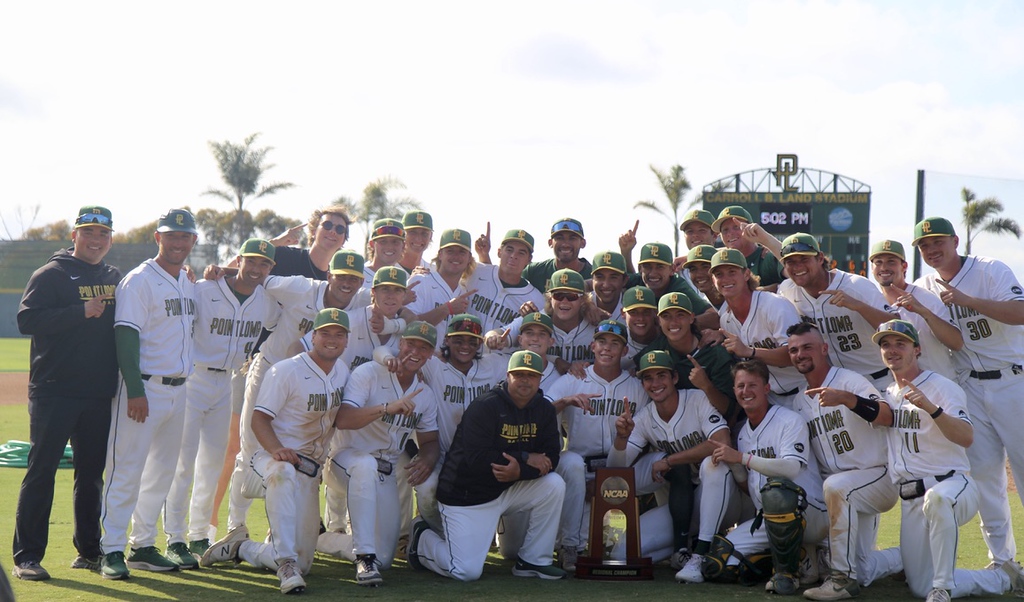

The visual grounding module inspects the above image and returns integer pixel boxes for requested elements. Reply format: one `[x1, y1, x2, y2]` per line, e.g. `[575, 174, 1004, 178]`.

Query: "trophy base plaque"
[575, 557, 654, 580]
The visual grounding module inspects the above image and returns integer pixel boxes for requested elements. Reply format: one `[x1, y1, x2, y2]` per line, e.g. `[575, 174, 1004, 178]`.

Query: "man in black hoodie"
[12, 206, 121, 581]
[407, 349, 566, 581]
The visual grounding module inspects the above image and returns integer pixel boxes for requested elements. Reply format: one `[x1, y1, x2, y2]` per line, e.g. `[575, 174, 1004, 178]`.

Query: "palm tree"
[634, 164, 694, 255]
[203, 132, 295, 247]
[961, 187, 1020, 254]
[352, 176, 421, 252]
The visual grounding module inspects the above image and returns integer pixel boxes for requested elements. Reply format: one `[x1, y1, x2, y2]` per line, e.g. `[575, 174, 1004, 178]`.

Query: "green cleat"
[101, 551, 130, 580]
[166, 542, 200, 570]
[126, 546, 179, 572]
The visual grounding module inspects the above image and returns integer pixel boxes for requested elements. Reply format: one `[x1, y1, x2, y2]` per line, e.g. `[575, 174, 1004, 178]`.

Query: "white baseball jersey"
[193, 278, 272, 370]
[915, 255, 1024, 372]
[538, 361, 560, 399]
[337, 361, 439, 464]
[465, 263, 545, 333]
[882, 370, 972, 482]
[252, 352, 348, 465]
[340, 305, 401, 371]
[262, 275, 367, 365]
[418, 353, 507, 453]
[613, 389, 728, 467]
[779, 270, 894, 378]
[791, 367, 888, 477]
[720, 290, 805, 394]
[505, 314, 596, 364]
[547, 367, 649, 458]
[114, 258, 196, 377]
[886, 283, 957, 379]
[408, 270, 468, 350]
[737, 404, 825, 509]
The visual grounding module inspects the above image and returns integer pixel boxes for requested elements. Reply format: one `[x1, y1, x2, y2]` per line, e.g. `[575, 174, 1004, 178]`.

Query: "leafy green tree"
[634, 164, 694, 256]
[351, 177, 420, 252]
[203, 132, 295, 248]
[23, 220, 72, 241]
[194, 208, 302, 260]
[113, 220, 160, 244]
[961, 187, 1020, 254]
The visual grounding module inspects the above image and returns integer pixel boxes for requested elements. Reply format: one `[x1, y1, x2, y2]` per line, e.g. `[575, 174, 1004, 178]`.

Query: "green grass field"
[1, 401, 1015, 601]
[0, 338, 30, 372]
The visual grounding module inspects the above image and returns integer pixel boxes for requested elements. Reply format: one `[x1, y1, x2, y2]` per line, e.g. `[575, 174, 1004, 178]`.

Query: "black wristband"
[930, 406, 944, 419]
[851, 395, 880, 422]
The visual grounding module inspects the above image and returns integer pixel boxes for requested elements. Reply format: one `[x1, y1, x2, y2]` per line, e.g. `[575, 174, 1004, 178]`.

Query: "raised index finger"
[631, 220, 639, 236]
[460, 288, 478, 299]
[485, 222, 491, 238]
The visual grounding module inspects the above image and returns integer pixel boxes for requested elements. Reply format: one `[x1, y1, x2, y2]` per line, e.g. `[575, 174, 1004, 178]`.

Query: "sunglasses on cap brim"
[781, 242, 818, 256]
[76, 214, 113, 228]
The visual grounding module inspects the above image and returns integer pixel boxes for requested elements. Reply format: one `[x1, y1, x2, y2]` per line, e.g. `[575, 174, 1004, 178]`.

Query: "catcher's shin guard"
[702, 534, 740, 583]
[755, 477, 807, 580]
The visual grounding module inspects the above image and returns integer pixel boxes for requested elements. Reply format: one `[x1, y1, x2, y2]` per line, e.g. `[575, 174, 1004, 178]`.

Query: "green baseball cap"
[622, 286, 657, 311]
[638, 242, 673, 266]
[912, 217, 956, 246]
[329, 249, 365, 277]
[371, 218, 405, 240]
[439, 228, 472, 251]
[679, 209, 715, 231]
[592, 251, 627, 274]
[372, 266, 408, 289]
[521, 311, 554, 333]
[508, 350, 544, 375]
[313, 307, 350, 332]
[74, 205, 114, 230]
[711, 206, 753, 233]
[548, 268, 586, 293]
[709, 248, 747, 273]
[780, 233, 821, 258]
[684, 244, 717, 267]
[637, 350, 676, 375]
[402, 321, 438, 347]
[594, 319, 628, 343]
[658, 291, 693, 315]
[501, 229, 534, 252]
[869, 240, 907, 261]
[239, 238, 276, 263]
[402, 211, 433, 231]
[446, 313, 484, 339]
[872, 319, 920, 347]
[156, 209, 198, 235]
[550, 218, 585, 238]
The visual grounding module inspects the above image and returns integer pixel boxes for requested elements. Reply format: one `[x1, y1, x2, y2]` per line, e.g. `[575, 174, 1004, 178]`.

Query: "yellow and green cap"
[637, 350, 676, 375]
[402, 211, 433, 231]
[638, 242, 673, 266]
[402, 321, 438, 347]
[508, 350, 544, 375]
[329, 249, 365, 277]
[548, 268, 586, 293]
[869, 240, 906, 261]
[446, 313, 484, 339]
[75, 205, 113, 230]
[780, 233, 821, 258]
[239, 238, 276, 263]
[372, 266, 408, 289]
[521, 311, 554, 333]
[711, 206, 753, 233]
[592, 251, 627, 274]
[439, 229, 472, 251]
[156, 208, 198, 235]
[709, 248, 746, 272]
[551, 218, 585, 238]
[658, 291, 693, 315]
[912, 217, 956, 246]
[371, 218, 405, 240]
[594, 319, 628, 343]
[313, 307, 350, 332]
[501, 229, 535, 252]
[872, 319, 920, 347]
[684, 244, 717, 267]
[622, 286, 657, 311]
[680, 209, 715, 231]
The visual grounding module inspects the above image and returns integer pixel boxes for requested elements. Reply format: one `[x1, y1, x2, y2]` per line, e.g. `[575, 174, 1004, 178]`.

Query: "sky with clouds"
[2, 0, 1023, 277]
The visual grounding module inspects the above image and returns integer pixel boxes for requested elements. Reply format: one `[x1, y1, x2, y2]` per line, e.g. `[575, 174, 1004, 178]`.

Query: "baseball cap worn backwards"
[439, 229, 472, 251]
[330, 250, 365, 277]
[402, 211, 433, 231]
[622, 286, 657, 311]
[592, 251, 627, 274]
[780, 233, 820, 258]
[313, 308, 350, 332]
[638, 243, 673, 266]
[75, 206, 113, 230]
[711, 206, 753, 233]
[912, 217, 956, 245]
[680, 209, 715, 231]
[869, 240, 906, 262]
[501, 229, 535, 252]
[658, 292, 693, 315]
[508, 350, 544, 375]
[872, 319, 920, 347]
[403, 321, 438, 347]
[239, 238, 276, 263]
[638, 350, 676, 375]
[157, 209, 198, 235]
[372, 266, 408, 289]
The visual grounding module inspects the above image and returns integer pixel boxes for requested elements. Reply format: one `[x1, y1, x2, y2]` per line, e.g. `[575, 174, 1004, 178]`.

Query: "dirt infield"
[0, 372, 28, 405]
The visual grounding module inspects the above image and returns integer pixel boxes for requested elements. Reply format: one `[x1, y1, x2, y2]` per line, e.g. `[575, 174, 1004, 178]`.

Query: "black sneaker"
[70, 555, 102, 571]
[12, 560, 50, 581]
[512, 557, 567, 580]
[407, 518, 431, 571]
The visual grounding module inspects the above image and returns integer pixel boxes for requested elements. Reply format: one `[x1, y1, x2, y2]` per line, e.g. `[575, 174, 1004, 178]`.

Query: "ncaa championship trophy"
[575, 468, 653, 580]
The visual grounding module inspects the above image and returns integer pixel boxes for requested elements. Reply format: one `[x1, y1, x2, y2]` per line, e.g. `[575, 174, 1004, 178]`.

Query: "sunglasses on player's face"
[551, 292, 581, 302]
[320, 220, 348, 236]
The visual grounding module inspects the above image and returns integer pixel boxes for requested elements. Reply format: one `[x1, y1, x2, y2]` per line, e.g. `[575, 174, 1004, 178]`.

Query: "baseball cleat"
[101, 551, 130, 580]
[166, 542, 199, 570]
[126, 546, 179, 572]
[277, 560, 306, 594]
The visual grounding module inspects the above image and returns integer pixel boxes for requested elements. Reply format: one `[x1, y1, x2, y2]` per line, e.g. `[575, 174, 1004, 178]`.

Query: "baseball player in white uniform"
[912, 217, 1024, 569]
[501, 269, 598, 368]
[200, 308, 351, 595]
[398, 210, 433, 273]
[777, 233, 897, 389]
[847, 320, 1024, 602]
[609, 350, 735, 582]
[711, 248, 804, 406]
[318, 322, 440, 586]
[869, 239, 960, 380]
[362, 218, 407, 286]
[163, 239, 275, 567]
[465, 229, 545, 334]
[545, 319, 647, 570]
[407, 229, 477, 348]
[340, 266, 417, 371]
[786, 321, 901, 600]
[99, 209, 198, 579]
[705, 359, 829, 593]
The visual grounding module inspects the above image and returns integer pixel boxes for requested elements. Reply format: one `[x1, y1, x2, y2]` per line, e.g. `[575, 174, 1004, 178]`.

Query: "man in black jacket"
[12, 206, 121, 580]
[407, 350, 566, 581]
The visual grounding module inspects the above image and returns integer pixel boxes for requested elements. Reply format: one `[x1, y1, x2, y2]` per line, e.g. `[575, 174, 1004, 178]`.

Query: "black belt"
[869, 367, 889, 380]
[207, 367, 227, 373]
[969, 364, 1022, 380]
[141, 374, 186, 386]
